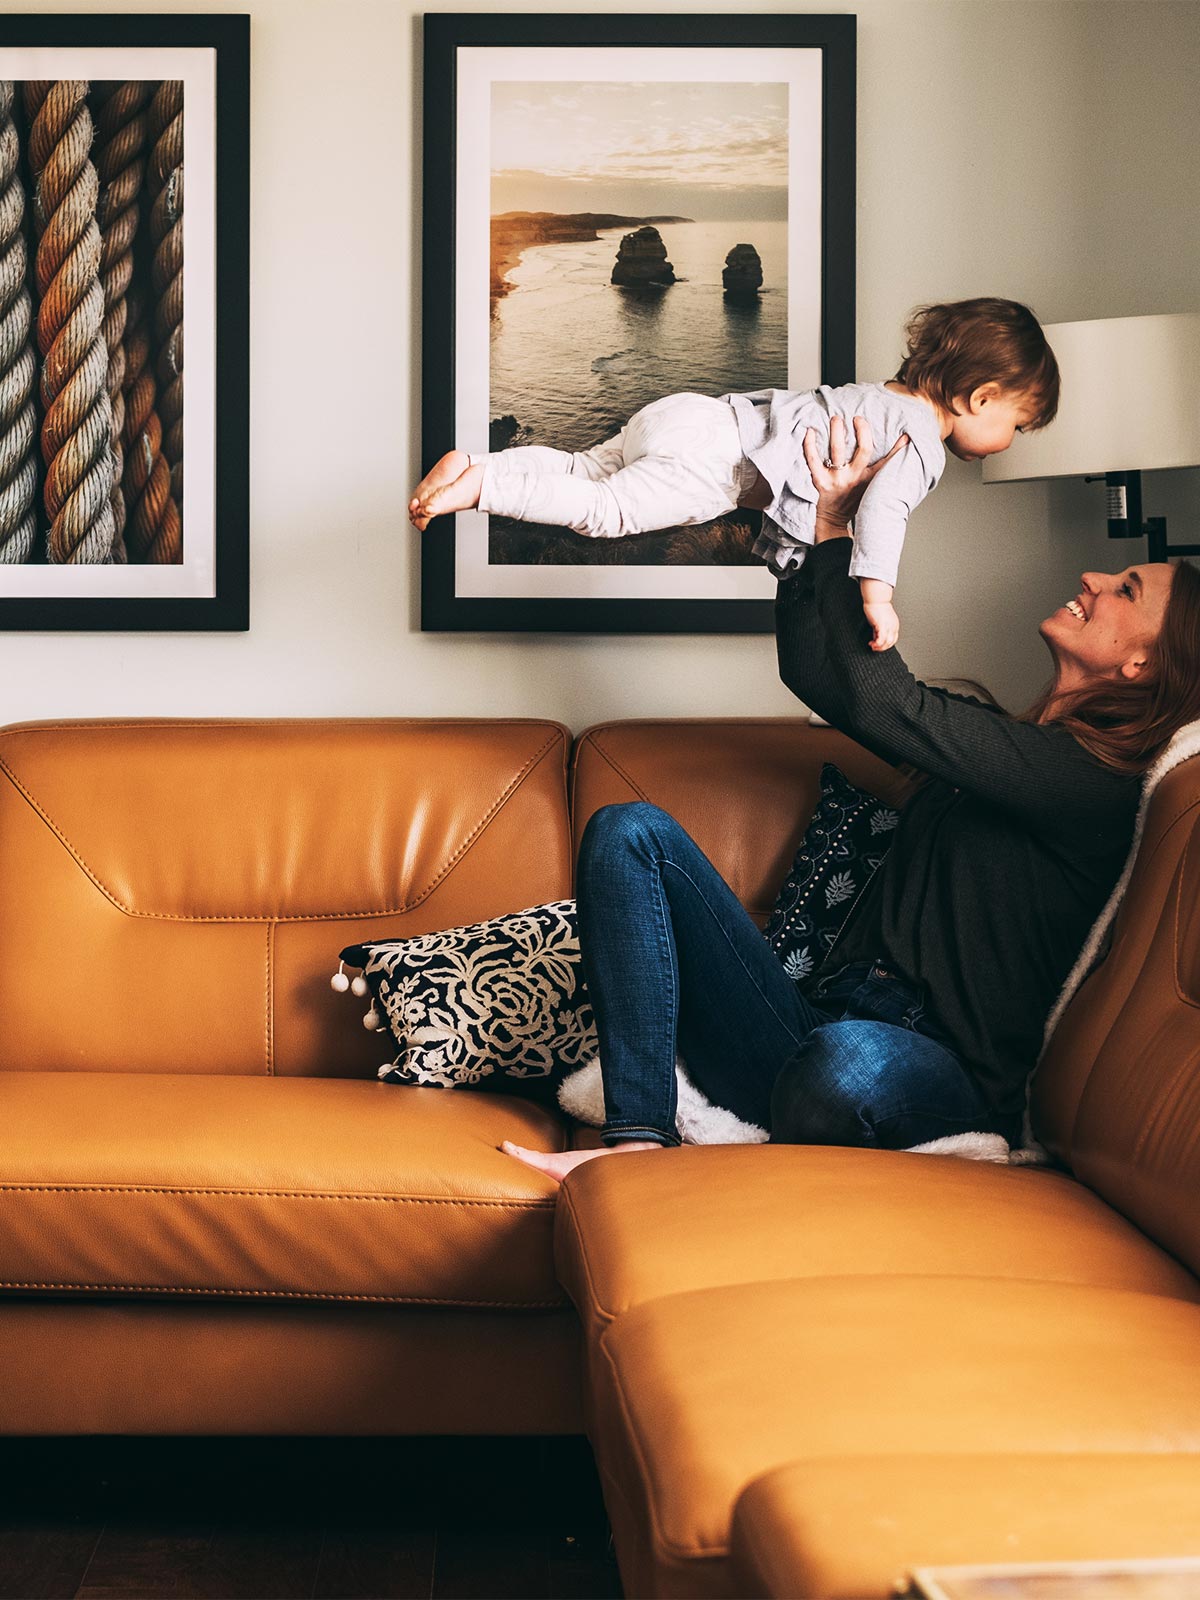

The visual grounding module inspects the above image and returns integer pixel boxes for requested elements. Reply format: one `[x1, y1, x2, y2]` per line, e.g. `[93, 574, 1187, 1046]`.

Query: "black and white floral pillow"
[336, 900, 597, 1100]
[764, 763, 898, 984]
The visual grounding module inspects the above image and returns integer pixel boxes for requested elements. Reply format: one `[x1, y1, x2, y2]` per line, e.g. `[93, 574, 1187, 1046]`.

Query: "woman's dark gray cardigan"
[775, 538, 1139, 1123]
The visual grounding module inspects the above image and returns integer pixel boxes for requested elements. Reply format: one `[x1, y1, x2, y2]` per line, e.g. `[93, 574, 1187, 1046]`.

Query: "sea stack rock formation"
[722, 243, 763, 302]
[611, 226, 675, 287]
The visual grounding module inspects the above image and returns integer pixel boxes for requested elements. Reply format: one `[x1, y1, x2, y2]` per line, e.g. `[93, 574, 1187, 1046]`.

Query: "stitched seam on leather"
[0, 1185, 555, 1206]
[570, 730, 650, 858]
[569, 734, 596, 861]
[0, 727, 565, 921]
[265, 922, 275, 1076]
[0, 1282, 564, 1307]
[585, 734, 652, 804]
[556, 1182, 613, 1329]
[416, 728, 568, 914]
[0, 719, 568, 738]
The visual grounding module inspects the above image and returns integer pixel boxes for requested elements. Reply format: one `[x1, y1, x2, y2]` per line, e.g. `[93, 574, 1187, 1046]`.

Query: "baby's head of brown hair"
[895, 298, 1060, 428]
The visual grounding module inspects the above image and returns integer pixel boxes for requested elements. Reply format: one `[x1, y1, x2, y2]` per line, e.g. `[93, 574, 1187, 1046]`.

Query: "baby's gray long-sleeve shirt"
[723, 381, 947, 584]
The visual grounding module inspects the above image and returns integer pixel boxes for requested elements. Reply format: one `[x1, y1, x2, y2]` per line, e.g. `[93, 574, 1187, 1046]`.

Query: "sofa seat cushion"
[0, 1071, 569, 1307]
[589, 1276, 1200, 1600]
[730, 1454, 1200, 1599]
[555, 1146, 1200, 1345]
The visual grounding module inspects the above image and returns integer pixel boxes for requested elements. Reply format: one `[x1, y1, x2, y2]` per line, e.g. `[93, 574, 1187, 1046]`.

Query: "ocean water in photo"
[490, 220, 788, 454]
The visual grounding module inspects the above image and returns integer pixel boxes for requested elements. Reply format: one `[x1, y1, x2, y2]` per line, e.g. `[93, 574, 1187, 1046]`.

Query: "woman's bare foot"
[500, 1139, 663, 1185]
[409, 453, 484, 530]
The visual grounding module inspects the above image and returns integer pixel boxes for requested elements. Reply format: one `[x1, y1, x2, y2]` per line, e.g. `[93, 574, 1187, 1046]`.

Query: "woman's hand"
[803, 416, 910, 541]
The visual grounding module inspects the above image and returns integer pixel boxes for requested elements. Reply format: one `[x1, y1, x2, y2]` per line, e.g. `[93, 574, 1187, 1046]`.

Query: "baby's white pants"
[476, 393, 750, 538]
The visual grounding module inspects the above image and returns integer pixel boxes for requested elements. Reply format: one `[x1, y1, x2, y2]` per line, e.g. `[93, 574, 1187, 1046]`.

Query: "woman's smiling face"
[1040, 565, 1175, 690]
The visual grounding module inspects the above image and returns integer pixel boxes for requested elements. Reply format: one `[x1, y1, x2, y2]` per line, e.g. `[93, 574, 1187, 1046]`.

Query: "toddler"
[410, 298, 1060, 648]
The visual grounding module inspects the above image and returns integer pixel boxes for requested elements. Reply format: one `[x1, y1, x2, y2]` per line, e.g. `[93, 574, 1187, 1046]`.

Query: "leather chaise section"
[588, 1276, 1200, 1599]
[555, 1145, 1200, 1347]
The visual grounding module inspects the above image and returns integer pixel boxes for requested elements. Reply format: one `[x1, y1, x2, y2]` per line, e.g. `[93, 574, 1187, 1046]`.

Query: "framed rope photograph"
[0, 13, 249, 631]
[420, 12, 855, 634]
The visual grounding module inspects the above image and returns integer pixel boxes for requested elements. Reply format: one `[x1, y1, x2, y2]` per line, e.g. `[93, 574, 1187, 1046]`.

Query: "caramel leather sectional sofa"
[3, 716, 1200, 1599]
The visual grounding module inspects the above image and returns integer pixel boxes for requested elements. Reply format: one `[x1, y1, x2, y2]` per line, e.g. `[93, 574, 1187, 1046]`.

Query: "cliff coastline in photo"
[490, 211, 692, 302]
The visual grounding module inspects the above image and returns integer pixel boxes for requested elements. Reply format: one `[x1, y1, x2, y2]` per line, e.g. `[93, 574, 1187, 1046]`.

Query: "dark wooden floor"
[0, 1435, 624, 1600]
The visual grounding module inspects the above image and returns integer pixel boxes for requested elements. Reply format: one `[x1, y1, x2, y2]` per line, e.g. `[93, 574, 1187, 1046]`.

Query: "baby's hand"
[863, 599, 900, 652]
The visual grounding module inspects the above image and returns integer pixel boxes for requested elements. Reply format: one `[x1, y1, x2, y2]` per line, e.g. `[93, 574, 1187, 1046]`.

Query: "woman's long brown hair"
[1021, 561, 1200, 776]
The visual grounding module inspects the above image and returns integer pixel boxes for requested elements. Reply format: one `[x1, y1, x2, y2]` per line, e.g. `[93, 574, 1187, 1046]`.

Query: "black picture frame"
[0, 13, 249, 631]
[420, 12, 856, 635]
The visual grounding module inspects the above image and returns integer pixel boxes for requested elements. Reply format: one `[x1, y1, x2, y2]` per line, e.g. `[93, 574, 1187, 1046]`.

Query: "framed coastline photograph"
[0, 13, 248, 631]
[420, 13, 855, 634]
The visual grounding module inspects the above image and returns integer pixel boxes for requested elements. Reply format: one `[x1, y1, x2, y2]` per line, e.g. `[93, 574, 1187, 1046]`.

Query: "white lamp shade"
[982, 311, 1200, 483]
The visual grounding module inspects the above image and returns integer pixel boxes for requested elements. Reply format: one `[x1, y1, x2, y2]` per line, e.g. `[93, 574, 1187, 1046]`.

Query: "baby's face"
[945, 388, 1039, 462]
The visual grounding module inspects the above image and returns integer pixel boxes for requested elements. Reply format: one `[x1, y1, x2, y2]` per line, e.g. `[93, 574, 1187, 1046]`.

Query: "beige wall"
[1, 0, 1196, 723]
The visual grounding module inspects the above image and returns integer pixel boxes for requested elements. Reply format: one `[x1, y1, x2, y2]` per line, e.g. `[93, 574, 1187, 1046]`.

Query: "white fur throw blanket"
[557, 719, 1200, 1166]
[556, 1055, 1010, 1161]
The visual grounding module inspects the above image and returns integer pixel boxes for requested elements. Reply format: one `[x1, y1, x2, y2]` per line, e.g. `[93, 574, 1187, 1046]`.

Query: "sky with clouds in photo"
[491, 80, 789, 221]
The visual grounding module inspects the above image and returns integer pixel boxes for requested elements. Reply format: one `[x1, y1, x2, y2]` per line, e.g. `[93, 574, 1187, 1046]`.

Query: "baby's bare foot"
[500, 1139, 663, 1185]
[409, 449, 471, 529]
[414, 462, 485, 529]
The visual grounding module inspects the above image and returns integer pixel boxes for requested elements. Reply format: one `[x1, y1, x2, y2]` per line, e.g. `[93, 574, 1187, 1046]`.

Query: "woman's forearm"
[774, 565, 854, 728]
[806, 541, 922, 738]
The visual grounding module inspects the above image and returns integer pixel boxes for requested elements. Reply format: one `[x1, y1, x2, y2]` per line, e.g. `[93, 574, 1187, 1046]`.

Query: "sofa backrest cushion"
[570, 719, 910, 924]
[0, 719, 571, 1077]
[1033, 754, 1200, 1275]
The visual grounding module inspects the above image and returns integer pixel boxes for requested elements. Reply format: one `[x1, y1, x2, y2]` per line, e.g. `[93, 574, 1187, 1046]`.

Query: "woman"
[504, 418, 1200, 1181]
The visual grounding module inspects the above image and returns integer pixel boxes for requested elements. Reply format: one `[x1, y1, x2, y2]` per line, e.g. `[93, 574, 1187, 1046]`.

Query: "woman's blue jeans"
[576, 802, 1012, 1149]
